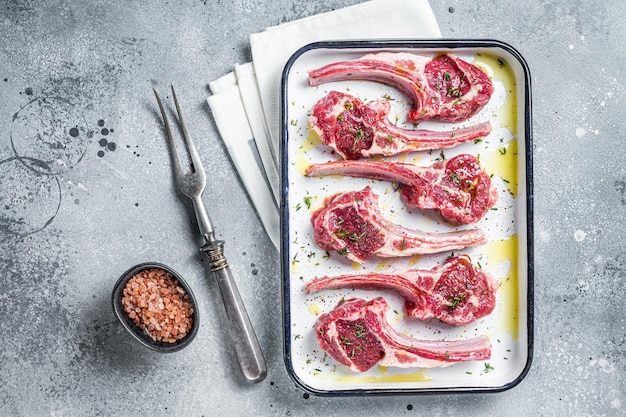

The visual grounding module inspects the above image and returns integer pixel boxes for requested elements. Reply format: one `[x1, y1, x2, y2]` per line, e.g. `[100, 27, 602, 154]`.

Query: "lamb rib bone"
[311, 186, 486, 263]
[309, 53, 494, 124]
[309, 90, 492, 160]
[306, 254, 497, 326]
[314, 297, 492, 372]
[306, 154, 498, 225]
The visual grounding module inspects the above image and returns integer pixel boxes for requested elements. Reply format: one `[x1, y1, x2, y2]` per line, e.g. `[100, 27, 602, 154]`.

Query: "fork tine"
[170, 85, 205, 176]
[153, 88, 185, 181]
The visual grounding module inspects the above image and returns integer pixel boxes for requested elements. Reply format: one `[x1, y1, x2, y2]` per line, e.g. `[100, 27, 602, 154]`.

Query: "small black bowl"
[112, 262, 199, 353]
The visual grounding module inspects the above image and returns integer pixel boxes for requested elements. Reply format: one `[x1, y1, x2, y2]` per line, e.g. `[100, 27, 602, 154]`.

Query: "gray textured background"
[0, 0, 625, 416]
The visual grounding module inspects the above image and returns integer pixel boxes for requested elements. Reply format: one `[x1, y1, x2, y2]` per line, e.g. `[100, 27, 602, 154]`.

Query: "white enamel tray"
[280, 40, 533, 395]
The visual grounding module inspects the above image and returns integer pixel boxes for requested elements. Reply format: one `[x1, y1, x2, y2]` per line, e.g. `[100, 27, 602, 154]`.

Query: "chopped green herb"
[295, 202, 302, 211]
[348, 230, 367, 242]
[446, 294, 466, 309]
[484, 363, 495, 373]
[447, 86, 462, 97]
[337, 247, 350, 256]
[353, 324, 367, 339]
[303, 196, 312, 209]
[443, 72, 451, 80]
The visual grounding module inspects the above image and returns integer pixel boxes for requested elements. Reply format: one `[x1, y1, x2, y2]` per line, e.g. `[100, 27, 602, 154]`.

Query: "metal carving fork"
[153, 86, 266, 383]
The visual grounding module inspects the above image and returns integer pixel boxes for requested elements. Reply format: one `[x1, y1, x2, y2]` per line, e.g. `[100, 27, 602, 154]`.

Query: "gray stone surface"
[0, 0, 625, 415]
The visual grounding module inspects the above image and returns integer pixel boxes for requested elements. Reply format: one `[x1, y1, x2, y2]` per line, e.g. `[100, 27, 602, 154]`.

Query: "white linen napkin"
[207, 0, 441, 249]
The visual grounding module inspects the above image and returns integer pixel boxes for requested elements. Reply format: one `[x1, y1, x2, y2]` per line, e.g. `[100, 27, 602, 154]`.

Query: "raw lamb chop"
[314, 297, 491, 372]
[309, 91, 492, 160]
[306, 154, 498, 225]
[306, 254, 497, 326]
[309, 53, 493, 124]
[311, 187, 486, 263]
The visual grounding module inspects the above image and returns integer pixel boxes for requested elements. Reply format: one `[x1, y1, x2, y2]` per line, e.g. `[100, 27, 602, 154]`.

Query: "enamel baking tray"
[280, 40, 533, 395]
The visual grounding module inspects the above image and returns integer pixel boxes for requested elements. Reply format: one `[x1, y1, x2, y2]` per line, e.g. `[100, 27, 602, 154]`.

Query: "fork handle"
[202, 241, 267, 383]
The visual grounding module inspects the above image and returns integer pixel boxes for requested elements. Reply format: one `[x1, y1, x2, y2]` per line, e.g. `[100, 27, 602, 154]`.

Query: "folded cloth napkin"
[207, 0, 441, 250]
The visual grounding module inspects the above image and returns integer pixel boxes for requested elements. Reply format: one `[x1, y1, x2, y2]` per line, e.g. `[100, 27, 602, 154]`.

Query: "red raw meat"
[306, 154, 498, 225]
[309, 53, 494, 123]
[309, 91, 492, 160]
[314, 297, 492, 372]
[306, 254, 497, 326]
[311, 187, 486, 263]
